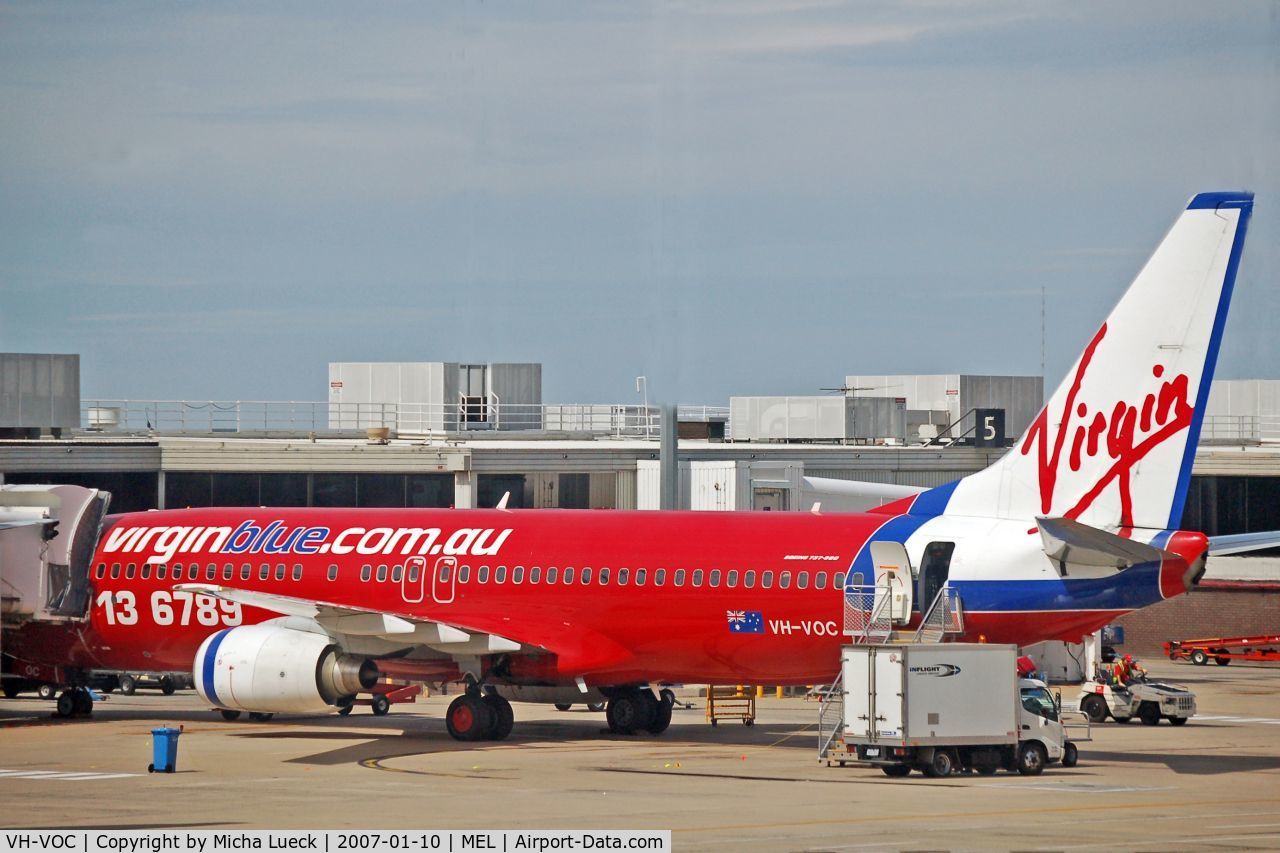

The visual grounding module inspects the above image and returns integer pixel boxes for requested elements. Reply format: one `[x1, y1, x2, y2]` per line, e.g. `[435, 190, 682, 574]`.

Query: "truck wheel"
[1190, 650, 1208, 666]
[1138, 702, 1161, 726]
[38, 683, 56, 701]
[881, 764, 911, 778]
[371, 695, 391, 716]
[1080, 695, 1108, 723]
[554, 703, 572, 711]
[1168, 716, 1188, 726]
[1215, 650, 1231, 666]
[587, 702, 606, 713]
[159, 676, 176, 695]
[1016, 742, 1046, 776]
[1061, 742, 1079, 768]
[119, 675, 137, 695]
[924, 749, 956, 778]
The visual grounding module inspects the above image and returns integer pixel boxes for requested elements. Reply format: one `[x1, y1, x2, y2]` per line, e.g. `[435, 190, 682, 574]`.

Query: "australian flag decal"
[727, 610, 765, 634]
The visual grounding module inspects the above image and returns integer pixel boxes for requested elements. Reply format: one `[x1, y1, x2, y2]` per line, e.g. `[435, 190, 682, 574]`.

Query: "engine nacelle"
[193, 625, 378, 714]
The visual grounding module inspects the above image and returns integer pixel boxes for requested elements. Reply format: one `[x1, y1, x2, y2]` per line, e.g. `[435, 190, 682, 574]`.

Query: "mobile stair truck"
[818, 558, 1083, 778]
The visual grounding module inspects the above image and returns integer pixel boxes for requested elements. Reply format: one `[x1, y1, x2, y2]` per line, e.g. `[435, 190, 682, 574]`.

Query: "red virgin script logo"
[1021, 322, 1194, 527]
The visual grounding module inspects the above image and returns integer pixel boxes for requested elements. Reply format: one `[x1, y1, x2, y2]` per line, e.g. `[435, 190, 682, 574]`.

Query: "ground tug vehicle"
[1077, 673, 1196, 725]
[823, 643, 1081, 777]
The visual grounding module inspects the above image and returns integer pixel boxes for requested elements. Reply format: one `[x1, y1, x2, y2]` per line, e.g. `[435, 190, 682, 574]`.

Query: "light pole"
[636, 376, 650, 438]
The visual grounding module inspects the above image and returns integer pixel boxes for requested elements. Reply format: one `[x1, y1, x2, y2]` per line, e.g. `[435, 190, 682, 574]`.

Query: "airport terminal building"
[3, 355, 1279, 660]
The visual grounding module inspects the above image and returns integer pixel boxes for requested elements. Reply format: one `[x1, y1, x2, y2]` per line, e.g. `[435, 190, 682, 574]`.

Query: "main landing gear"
[54, 687, 94, 718]
[445, 688, 514, 742]
[606, 687, 672, 736]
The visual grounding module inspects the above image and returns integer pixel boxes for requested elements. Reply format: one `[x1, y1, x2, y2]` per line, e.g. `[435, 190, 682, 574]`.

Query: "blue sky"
[2, 2, 1276, 404]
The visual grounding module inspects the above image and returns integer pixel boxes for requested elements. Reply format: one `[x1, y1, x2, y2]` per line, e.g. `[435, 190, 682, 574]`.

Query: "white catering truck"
[834, 643, 1080, 778]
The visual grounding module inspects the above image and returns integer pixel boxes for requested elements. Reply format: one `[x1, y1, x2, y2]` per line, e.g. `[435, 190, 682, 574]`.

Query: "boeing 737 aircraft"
[1, 192, 1265, 743]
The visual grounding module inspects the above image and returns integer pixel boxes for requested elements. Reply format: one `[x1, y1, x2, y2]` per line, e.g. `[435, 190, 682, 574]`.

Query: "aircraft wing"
[175, 583, 523, 654]
[1208, 530, 1280, 556]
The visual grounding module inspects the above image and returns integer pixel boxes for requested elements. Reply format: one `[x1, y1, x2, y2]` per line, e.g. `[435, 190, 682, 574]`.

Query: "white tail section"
[943, 192, 1253, 529]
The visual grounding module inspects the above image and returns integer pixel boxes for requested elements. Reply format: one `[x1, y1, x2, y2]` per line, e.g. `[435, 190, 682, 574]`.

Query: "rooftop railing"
[80, 400, 729, 441]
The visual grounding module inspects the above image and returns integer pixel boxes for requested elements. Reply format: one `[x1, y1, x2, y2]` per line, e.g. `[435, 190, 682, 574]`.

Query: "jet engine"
[193, 624, 378, 714]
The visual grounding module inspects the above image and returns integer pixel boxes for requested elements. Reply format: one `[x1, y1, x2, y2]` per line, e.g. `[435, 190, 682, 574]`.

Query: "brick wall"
[1113, 585, 1280, 654]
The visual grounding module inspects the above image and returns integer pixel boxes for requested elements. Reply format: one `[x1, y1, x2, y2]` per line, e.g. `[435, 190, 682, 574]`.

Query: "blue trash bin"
[149, 727, 181, 773]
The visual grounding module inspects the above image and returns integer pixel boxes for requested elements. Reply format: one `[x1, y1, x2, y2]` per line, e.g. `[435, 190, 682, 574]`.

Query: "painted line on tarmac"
[977, 781, 1174, 794]
[676, 796, 1280, 836]
[1195, 714, 1280, 725]
[0, 769, 139, 781]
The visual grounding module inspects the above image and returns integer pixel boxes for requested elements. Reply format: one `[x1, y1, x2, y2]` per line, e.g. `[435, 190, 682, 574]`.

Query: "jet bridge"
[1, 485, 110, 643]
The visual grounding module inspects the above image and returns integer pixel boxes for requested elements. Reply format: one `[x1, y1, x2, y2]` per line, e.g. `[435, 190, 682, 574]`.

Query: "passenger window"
[360, 564, 372, 582]
[223, 564, 234, 581]
[674, 569, 686, 587]
[835, 571, 846, 589]
[259, 564, 270, 581]
[530, 566, 541, 584]
[709, 569, 721, 587]
[780, 571, 791, 589]
[375, 564, 388, 582]
[635, 568, 646, 586]
[95, 563, 106, 580]
[275, 564, 286, 581]
[546, 567, 558, 584]
[479, 565, 490, 584]
[617, 568, 629, 585]
[797, 571, 809, 590]
[655, 568, 666, 586]
[391, 564, 403, 583]
[111, 563, 121, 579]
[126, 564, 136, 579]
[496, 565, 508, 584]
[458, 564, 470, 583]
[513, 566, 525, 584]
[328, 564, 339, 581]
[563, 567, 575, 584]
[599, 568, 610, 585]
[207, 564, 217, 581]
[581, 567, 593, 584]
[292, 564, 303, 581]
[762, 571, 774, 588]
[141, 563, 152, 580]
[171, 563, 183, 580]
[692, 569, 704, 587]
[815, 572, 828, 590]
[156, 564, 167, 580]
[745, 570, 756, 588]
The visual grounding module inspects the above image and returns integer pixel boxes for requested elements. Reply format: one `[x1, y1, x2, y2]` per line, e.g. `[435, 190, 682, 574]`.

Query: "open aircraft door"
[868, 541, 913, 624]
[431, 556, 458, 605]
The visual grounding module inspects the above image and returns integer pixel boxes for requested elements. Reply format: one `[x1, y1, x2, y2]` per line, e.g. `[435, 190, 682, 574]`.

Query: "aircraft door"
[403, 556, 426, 603]
[431, 556, 458, 605]
[868, 541, 913, 624]
[918, 542, 955, 612]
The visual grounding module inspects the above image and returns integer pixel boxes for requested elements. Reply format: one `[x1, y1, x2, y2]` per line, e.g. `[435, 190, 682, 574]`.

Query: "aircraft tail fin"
[937, 192, 1253, 529]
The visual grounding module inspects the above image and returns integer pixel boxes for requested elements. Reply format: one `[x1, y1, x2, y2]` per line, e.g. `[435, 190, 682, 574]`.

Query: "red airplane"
[2, 192, 1268, 742]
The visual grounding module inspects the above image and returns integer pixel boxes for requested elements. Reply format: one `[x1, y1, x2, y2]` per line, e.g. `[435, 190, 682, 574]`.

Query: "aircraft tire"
[554, 703, 572, 712]
[2, 682, 20, 699]
[56, 690, 76, 718]
[606, 690, 653, 735]
[484, 694, 514, 741]
[660, 688, 676, 707]
[337, 704, 353, 716]
[646, 696, 673, 734]
[587, 702, 605, 713]
[248, 712, 274, 722]
[73, 688, 93, 715]
[160, 676, 176, 695]
[446, 694, 494, 742]
[220, 709, 242, 721]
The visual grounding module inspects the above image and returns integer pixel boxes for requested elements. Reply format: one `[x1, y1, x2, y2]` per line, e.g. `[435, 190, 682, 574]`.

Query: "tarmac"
[2, 658, 1279, 852]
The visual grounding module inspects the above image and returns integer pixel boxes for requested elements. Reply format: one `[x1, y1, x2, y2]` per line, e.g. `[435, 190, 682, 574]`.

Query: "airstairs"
[819, 579, 965, 761]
